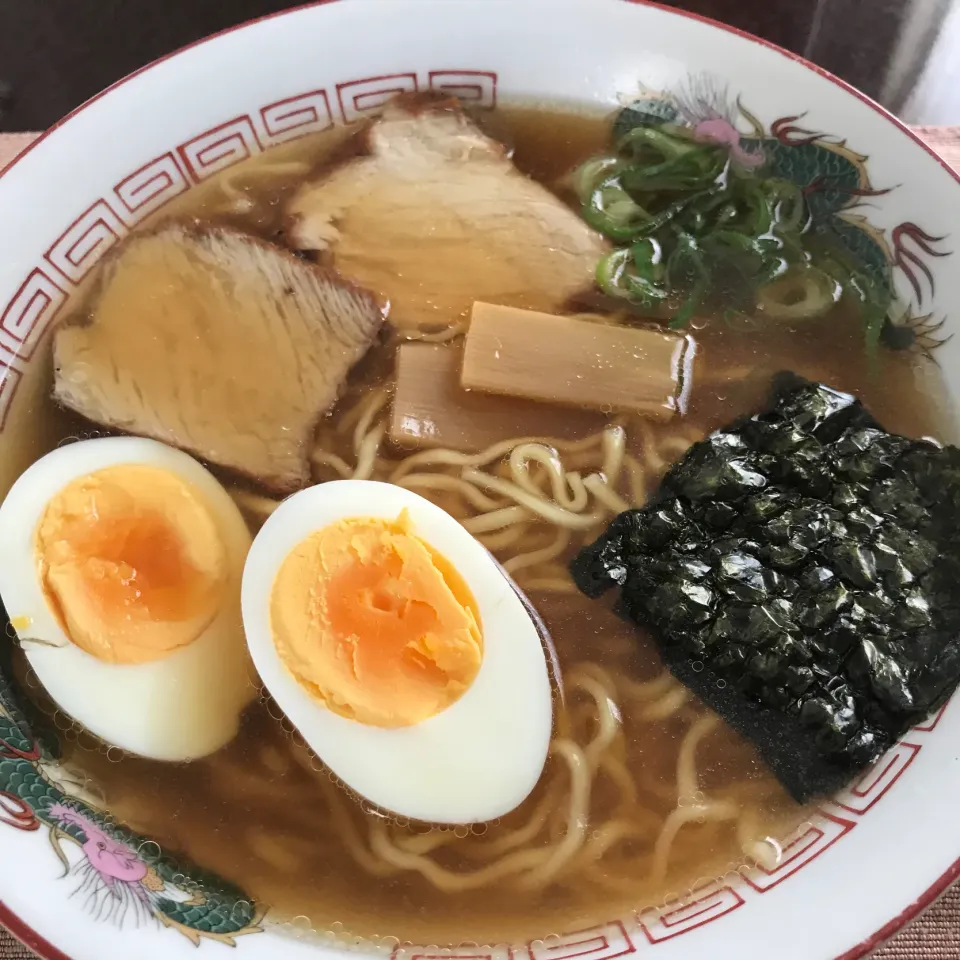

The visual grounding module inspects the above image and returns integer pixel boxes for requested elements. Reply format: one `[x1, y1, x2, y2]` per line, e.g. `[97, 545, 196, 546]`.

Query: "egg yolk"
[34, 465, 227, 665]
[270, 511, 483, 727]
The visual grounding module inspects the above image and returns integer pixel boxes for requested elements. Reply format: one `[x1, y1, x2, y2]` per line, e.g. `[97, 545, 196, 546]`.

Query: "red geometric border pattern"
[177, 115, 263, 182]
[0, 362, 22, 432]
[391, 949, 513, 960]
[742, 810, 857, 893]
[527, 921, 635, 960]
[637, 882, 745, 943]
[833, 741, 922, 815]
[337, 73, 419, 122]
[914, 701, 949, 732]
[429, 70, 498, 108]
[0, 62, 957, 955]
[260, 90, 334, 145]
[43, 200, 126, 284]
[0, 268, 67, 359]
[113, 152, 191, 222]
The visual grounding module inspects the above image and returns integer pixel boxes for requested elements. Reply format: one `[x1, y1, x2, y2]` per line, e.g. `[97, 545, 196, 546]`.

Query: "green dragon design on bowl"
[0, 661, 262, 946]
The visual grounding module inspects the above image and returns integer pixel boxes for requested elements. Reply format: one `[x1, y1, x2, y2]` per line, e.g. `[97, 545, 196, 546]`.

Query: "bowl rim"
[4, 0, 960, 195]
[0, 1, 959, 958]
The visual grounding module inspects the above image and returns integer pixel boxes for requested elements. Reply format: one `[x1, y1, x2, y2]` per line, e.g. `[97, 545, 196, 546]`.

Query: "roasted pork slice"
[286, 95, 609, 330]
[53, 224, 384, 493]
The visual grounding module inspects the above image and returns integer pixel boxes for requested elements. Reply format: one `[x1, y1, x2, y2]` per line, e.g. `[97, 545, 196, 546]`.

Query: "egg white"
[0, 437, 257, 761]
[241, 480, 553, 825]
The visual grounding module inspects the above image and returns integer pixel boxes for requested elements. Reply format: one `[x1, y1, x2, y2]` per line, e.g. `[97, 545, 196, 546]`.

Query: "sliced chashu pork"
[286, 95, 609, 330]
[53, 224, 383, 493]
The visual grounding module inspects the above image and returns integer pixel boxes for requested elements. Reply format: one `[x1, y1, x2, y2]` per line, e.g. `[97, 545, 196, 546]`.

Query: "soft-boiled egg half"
[0, 437, 256, 761]
[241, 480, 553, 824]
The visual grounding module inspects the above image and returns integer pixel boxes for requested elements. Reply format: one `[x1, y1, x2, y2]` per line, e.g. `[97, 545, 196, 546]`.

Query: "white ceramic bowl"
[0, 2, 958, 959]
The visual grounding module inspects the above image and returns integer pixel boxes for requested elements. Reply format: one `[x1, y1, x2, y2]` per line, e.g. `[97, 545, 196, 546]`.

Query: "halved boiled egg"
[241, 480, 553, 824]
[0, 437, 256, 761]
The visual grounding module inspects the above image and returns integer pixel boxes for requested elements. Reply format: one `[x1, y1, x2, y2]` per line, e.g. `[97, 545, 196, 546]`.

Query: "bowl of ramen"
[1, 1, 959, 958]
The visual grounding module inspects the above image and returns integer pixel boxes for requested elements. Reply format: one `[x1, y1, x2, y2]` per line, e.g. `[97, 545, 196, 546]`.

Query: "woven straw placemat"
[0, 129, 959, 959]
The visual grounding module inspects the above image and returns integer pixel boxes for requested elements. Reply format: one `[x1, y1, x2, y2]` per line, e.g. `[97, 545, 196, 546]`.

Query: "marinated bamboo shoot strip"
[461, 303, 694, 420]
[390, 343, 606, 451]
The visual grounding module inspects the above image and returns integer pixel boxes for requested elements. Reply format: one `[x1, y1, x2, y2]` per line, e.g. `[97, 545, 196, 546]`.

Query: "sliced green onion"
[620, 150, 725, 194]
[581, 174, 652, 241]
[574, 156, 623, 204]
[627, 238, 669, 303]
[769, 180, 806, 233]
[596, 248, 632, 298]
[577, 121, 876, 342]
[671, 270, 710, 329]
[616, 125, 700, 160]
[757, 267, 840, 320]
[625, 274, 670, 304]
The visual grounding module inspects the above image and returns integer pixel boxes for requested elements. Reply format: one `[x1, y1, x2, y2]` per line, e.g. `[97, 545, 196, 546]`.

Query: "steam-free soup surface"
[10, 103, 955, 947]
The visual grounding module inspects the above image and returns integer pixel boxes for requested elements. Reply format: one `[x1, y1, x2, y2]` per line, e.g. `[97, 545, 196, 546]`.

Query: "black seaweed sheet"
[571, 375, 960, 802]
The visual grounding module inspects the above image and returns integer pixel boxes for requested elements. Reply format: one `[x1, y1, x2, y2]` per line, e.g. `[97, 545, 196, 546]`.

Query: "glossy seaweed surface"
[571, 376, 960, 801]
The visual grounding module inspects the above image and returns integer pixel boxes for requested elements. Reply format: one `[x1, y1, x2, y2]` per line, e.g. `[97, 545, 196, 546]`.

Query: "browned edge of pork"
[53, 222, 385, 493]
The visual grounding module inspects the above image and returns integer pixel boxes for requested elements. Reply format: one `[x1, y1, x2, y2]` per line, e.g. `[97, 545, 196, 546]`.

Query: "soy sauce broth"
[8, 101, 955, 948]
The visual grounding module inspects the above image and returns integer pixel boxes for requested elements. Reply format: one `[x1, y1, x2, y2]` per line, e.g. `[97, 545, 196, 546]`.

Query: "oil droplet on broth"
[138, 839, 162, 859]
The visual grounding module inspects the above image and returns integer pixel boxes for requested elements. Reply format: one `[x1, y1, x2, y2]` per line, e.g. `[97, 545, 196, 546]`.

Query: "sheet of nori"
[570, 375, 960, 803]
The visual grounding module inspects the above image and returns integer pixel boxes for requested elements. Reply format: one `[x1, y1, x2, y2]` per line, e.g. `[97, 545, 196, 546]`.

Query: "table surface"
[0, 128, 959, 960]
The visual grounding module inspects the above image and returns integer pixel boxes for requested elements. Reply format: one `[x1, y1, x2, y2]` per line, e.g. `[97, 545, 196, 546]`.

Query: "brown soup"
[6, 102, 955, 947]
